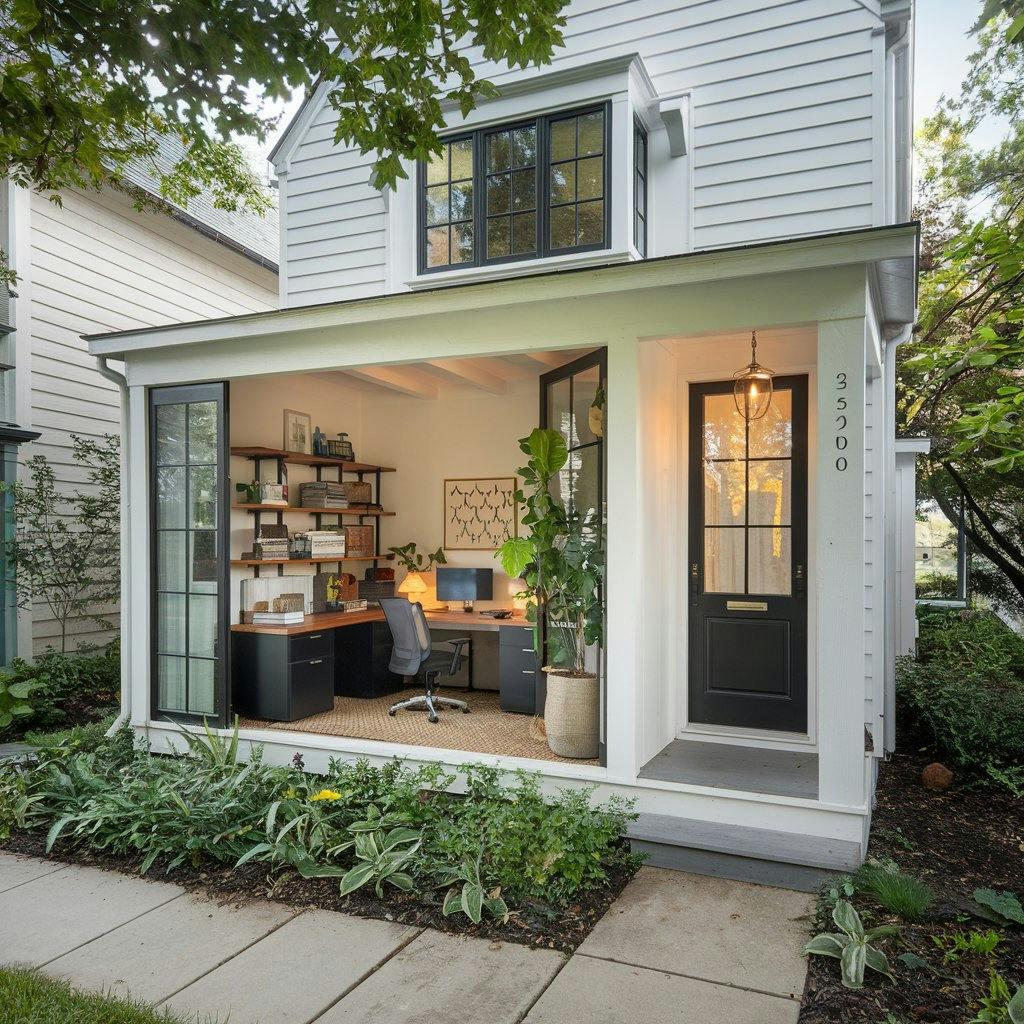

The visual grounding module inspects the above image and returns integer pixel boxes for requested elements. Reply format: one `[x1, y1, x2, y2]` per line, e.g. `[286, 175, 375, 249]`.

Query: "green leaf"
[442, 888, 463, 917]
[45, 815, 75, 852]
[526, 428, 568, 477]
[461, 881, 484, 924]
[898, 951, 929, 971]
[1008, 983, 1024, 1024]
[803, 934, 845, 959]
[339, 862, 377, 897]
[388, 871, 414, 891]
[833, 900, 864, 940]
[974, 888, 1024, 926]
[840, 941, 866, 989]
[864, 946, 895, 983]
[497, 537, 533, 579]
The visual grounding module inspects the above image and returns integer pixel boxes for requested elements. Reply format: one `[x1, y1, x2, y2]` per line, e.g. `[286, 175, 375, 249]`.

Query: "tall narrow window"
[548, 109, 606, 252]
[486, 125, 538, 260]
[424, 137, 475, 269]
[151, 384, 228, 722]
[633, 120, 648, 257]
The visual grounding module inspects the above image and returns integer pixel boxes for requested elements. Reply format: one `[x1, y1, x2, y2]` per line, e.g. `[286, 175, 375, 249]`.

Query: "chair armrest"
[444, 637, 471, 675]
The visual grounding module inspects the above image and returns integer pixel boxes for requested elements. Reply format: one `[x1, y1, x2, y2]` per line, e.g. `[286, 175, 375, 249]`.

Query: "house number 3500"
[834, 371, 848, 471]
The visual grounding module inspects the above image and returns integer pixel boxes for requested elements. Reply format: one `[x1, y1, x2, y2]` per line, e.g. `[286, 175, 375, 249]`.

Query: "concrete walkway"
[0, 852, 811, 1023]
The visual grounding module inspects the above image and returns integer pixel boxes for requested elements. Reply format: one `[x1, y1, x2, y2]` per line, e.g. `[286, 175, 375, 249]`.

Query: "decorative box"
[364, 567, 395, 582]
[359, 580, 395, 604]
[344, 525, 375, 557]
[313, 571, 358, 610]
[340, 481, 373, 504]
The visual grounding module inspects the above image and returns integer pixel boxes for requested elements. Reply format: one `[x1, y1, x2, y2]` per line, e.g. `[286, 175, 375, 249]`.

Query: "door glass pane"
[749, 389, 792, 457]
[748, 461, 791, 526]
[188, 402, 218, 463]
[703, 394, 745, 460]
[704, 528, 744, 593]
[157, 593, 186, 654]
[189, 531, 218, 593]
[157, 467, 185, 528]
[748, 528, 792, 595]
[156, 405, 185, 465]
[188, 595, 217, 657]
[188, 659, 215, 715]
[569, 445, 600, 526]
[546, 376, 571, 447]
[189, 465, 217, 529]
[704, 461, 745, 526]
[157, 531, 186, 592]
[158, 656, 186, 712]
[572, 366, 601, 446]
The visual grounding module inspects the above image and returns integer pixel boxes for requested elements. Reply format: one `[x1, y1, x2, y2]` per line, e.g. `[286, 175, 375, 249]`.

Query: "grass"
[855, 861, 935, 922]
[0, 967, 217, 1024]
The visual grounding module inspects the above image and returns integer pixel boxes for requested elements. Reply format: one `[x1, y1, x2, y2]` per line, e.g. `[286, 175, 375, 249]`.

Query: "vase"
[543, 669, 599, 759]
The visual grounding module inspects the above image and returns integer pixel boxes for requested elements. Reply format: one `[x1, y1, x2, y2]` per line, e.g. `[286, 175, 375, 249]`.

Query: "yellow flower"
[309, 789, 342, 802]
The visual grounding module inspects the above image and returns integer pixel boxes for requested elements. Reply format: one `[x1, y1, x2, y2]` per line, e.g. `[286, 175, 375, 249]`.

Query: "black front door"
[687, 376, 808, 732]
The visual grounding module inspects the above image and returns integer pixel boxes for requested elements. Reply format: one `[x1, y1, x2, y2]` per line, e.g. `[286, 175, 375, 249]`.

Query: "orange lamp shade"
[397, 571, 428, 597]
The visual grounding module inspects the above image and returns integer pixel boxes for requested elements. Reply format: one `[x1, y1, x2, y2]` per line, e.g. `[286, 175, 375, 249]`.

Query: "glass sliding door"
[150, 384, 229, 725]
[540, 350, 607, 763]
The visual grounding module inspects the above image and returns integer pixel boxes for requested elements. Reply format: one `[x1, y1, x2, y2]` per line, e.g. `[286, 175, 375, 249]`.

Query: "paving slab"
[576, 866, 811, 998]
[316, 930, 564, 1024]
[45, 891, 296, 1003]
[162, 909, 417, 1024]
[0, 851, 67, 894]
[0, 861, 182, 967]
[524, 953, 799, 1024]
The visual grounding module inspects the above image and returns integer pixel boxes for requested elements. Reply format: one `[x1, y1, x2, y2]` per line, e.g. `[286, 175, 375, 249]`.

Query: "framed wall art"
[443, 477, 518, 551]
[283, 409, 312, 455]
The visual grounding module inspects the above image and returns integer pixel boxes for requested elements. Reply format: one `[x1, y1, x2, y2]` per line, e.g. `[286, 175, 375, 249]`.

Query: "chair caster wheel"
[461, 707, 471, 714]
[388, 709, 397, 717]
[429, 715, 439, 724]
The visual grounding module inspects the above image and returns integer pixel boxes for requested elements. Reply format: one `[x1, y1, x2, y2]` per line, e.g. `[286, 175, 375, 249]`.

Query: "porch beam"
[344, 365, 439, 400]
[815, 316, 869, 809]
[518, 350, 578, 368]
[427, 358, 507, 394]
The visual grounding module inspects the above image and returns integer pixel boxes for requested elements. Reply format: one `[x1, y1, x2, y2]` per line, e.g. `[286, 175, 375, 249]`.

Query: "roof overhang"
[85, 223, 919, 362]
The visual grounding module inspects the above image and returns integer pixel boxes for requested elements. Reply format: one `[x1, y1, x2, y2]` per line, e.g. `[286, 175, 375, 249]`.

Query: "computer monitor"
[435, 567, 493, 612]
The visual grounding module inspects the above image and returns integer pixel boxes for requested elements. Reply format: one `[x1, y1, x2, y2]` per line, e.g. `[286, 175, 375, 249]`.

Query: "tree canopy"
[0, 0, 568, 217]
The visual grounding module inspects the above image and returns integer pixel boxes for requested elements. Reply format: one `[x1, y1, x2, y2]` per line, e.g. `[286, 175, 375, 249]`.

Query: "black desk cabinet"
[233, 630, 335, 722]
[499, 626, 541, 714]
[333, 621, 403, 698]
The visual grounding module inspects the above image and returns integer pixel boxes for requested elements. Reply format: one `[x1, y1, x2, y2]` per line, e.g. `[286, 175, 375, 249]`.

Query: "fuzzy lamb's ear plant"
[803, 900, 898, 989]
[439, 849, 510, 925]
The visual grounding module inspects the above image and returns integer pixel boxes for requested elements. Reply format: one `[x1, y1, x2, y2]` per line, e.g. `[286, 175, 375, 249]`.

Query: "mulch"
[2, 828, 636, 954]
[800, 749, 1024, 1023]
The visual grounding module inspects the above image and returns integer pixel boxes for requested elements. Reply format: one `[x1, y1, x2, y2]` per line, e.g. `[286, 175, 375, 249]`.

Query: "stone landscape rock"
[921, 762, 954, 791]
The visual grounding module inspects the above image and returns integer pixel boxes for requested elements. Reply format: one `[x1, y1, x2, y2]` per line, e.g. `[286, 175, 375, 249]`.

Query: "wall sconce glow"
[733, 331, 774, 421]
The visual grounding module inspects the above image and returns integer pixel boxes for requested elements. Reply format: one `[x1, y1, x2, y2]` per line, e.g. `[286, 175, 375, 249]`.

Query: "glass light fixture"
[733, 331, 774, 421]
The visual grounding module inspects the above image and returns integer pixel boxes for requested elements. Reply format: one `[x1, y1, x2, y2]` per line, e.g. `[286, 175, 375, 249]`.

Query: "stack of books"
[252, 610, 305, 626]
[299, 481, 349, 509]
[304, 529, 347, 559]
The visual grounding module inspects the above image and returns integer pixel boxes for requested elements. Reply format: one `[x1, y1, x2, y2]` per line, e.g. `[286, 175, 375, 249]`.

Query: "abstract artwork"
[443, 477, 517, 551]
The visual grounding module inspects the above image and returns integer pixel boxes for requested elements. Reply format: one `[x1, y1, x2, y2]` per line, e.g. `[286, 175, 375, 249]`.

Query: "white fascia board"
[895, 437, 930, 454]
[270, 79, 333, 174]
[85, 225, 919, 360]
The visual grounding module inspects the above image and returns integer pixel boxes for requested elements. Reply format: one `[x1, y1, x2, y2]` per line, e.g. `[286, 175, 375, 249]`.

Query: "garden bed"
[800, 749, 1024, 1023]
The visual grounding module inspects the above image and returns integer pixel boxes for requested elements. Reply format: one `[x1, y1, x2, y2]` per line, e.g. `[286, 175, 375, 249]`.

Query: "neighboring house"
[0, 150, 278, 659]
[86, 0, 921, 884]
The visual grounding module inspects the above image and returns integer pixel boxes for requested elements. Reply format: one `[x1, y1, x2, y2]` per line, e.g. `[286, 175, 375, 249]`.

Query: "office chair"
[380, 598, 472, 723]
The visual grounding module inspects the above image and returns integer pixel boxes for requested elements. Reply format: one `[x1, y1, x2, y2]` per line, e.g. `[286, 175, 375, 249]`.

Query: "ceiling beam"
[428, 358, 507, 395]
[518, 350, 579, 369]
[345, 365, 439, 400]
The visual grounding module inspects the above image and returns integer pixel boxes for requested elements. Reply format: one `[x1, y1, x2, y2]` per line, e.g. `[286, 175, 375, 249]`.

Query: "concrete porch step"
[627, 811, 860, 892]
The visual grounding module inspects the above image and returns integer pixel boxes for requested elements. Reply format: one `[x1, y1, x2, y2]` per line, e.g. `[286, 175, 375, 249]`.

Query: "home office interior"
[210, 348, 605, 764]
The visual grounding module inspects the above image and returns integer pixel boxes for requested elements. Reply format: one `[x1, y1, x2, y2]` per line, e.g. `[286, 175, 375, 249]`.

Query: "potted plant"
[497, 428, 603, 759]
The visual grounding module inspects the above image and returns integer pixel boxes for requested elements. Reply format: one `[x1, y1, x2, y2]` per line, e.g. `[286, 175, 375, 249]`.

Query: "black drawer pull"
[522, 669, 534, 675]
[309, 659, 323, 666]
[522, 647, 533, 653]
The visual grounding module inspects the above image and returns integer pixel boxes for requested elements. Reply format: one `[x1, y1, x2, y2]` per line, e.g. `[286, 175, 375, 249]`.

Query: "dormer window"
[418, 103, 611, 274]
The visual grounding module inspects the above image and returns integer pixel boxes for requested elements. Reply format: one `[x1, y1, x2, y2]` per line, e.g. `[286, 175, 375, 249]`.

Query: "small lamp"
[733, 331, 774, 421]
[397, 571, 428, 602]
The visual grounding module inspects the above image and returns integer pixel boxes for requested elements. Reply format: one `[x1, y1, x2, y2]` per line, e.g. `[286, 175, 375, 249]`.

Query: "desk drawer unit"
[232, 631, 335, 722]
[499, 627, 539, 714]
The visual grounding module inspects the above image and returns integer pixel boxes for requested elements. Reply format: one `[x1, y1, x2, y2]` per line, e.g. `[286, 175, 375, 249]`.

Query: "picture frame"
[443, 477, 518, 551]
[283, 409, 312, 455]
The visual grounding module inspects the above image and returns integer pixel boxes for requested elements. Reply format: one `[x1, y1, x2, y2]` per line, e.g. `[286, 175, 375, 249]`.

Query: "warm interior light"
[733, 331, 774, 421]
[397, 571, 428, 598]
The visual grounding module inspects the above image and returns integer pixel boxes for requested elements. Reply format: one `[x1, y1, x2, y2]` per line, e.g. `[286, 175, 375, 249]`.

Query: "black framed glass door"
[539, 349, 607, 760]
[150, 383, 230, 726]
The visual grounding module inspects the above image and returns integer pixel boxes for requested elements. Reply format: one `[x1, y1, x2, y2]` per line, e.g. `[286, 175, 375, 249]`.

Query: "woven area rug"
[238, 688, 598, 766]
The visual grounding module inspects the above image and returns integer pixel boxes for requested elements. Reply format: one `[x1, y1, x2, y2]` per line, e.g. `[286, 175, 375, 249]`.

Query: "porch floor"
[638, 740, 818, 800]
[237, 689, 598, 766]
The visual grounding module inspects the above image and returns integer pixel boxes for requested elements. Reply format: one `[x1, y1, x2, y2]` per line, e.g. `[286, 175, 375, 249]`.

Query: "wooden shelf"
[231, 555, 394, 567]
[233, 504, 396, 517]
[230, 446, 395, 473]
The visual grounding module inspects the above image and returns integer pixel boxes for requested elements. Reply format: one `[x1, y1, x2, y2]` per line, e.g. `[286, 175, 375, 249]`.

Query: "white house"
[85, 0, 920, 886]
[0, 139, 278, 658]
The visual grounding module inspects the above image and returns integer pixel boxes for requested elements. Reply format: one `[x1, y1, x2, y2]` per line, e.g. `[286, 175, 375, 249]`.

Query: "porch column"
[604, 334, 641, 782]
[816, 317, 868, 808]
[127, 384, 151, 727]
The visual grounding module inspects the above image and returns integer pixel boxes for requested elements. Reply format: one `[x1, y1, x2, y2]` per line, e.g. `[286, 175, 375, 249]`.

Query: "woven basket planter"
[543, 670, 599, 759]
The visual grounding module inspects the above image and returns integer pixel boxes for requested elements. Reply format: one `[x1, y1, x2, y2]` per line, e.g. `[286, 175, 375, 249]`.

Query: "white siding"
[26, 188, 277, 651]
[280, 0, 885, 304]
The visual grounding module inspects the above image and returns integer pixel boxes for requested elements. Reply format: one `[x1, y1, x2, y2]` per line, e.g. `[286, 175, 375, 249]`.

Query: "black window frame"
[633, 117, 648, 258]
[417, 102, 613, 275]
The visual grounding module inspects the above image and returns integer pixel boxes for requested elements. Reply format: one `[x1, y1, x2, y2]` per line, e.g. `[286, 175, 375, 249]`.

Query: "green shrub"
[855, 861, 934, 922]
[916, 608, 1024, 680]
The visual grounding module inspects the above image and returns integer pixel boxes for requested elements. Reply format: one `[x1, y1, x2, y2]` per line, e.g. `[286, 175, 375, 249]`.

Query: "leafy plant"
[438, 848, 509, 925]
[0, 434, 120, 653]
[0, 764, 42, 841]
[856, 861, 934, 922]
[974, 889, 1024, 927]
[336, 809, 421, 898]
[387, 542, 447, 574]
[803, 900, 898, 990]
[971, 970, 1024, 1024]
[0, 674, 47, 732]
[932, 929, 1002, 963]
[497, 428, 603, 674]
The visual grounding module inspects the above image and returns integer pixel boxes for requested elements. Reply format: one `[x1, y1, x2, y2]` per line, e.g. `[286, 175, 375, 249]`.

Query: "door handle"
[795, 564, 806, 595]
[689, 562, 699, 597]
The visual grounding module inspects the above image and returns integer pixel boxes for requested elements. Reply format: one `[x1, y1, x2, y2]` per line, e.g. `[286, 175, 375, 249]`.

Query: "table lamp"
[397, 571, 428, 601]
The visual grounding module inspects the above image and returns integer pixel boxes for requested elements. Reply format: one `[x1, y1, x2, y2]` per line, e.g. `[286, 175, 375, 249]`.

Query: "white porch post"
[816, 317, 868, 808]
[128, 384, 151, 727]
[604, 334, 641, 782]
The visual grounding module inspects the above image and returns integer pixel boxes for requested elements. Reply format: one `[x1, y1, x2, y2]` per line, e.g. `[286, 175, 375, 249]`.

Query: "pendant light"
[733, 331, 774, 421]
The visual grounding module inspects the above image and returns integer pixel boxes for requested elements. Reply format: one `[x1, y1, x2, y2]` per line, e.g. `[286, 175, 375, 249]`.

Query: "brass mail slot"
[726, 600, 768, 612]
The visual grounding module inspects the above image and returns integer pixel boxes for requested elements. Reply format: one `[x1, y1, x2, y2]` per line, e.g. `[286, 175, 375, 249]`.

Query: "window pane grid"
[485, 125, 537, 260]
[424, 138, 474, 269]
[548, 110, 605, 252]
[634, 120, 647, 257]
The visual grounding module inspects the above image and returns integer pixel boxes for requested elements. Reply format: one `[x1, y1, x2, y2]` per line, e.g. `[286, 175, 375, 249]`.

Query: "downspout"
[95, 356, 131, 734]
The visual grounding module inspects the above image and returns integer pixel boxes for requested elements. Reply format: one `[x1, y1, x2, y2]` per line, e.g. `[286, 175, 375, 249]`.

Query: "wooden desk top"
[230, 607, 530, 637]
